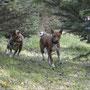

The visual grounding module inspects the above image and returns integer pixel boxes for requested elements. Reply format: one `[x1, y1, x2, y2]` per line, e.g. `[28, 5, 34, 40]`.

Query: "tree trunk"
[39, 13, 47, 31]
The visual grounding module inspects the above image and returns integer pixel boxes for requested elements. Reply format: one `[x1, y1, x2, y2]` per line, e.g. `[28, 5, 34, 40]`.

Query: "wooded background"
[0, 0, 90, 42]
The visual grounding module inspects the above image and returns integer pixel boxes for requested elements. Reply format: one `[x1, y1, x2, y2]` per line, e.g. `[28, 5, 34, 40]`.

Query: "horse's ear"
[59, 30, 63, 34]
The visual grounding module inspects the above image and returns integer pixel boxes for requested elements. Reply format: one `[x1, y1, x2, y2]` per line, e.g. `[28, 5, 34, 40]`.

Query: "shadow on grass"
[0, 50, 90, 89]
[61, 45, 89, 52]
[73, 52, 90, 60]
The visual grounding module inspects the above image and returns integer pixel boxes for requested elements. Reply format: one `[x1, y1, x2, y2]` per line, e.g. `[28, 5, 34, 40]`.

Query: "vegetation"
[0, 0, 90, 42]
[0, 34, 90, 89]
[0, 0, 90, 89]
[0, 0, 40, 37]
[34, 0, 90, 43]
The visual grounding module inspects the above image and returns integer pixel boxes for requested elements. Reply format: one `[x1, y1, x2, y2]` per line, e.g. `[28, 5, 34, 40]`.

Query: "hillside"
[0, 33, 90, 89]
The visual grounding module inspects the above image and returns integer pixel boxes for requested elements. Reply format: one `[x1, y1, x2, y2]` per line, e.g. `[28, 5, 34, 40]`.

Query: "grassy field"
[0, 33, 90, 90]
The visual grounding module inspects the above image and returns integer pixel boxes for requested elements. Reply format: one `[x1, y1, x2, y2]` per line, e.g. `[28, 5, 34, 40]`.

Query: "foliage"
[34, 0, 90, 43]
[0, 0, 40, 38]
[0, 0, 90, 42]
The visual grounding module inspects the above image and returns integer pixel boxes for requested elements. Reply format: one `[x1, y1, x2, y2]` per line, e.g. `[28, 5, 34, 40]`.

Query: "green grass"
[0, 33, 90, 90]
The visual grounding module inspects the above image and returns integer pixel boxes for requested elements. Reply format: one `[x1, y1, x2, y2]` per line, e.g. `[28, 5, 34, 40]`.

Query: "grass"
[0, 33, 90, 90]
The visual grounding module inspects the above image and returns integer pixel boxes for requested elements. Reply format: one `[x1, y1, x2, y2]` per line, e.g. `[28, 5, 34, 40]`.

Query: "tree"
[34, 0, 90, 43]
[0, 0, 40, 38]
